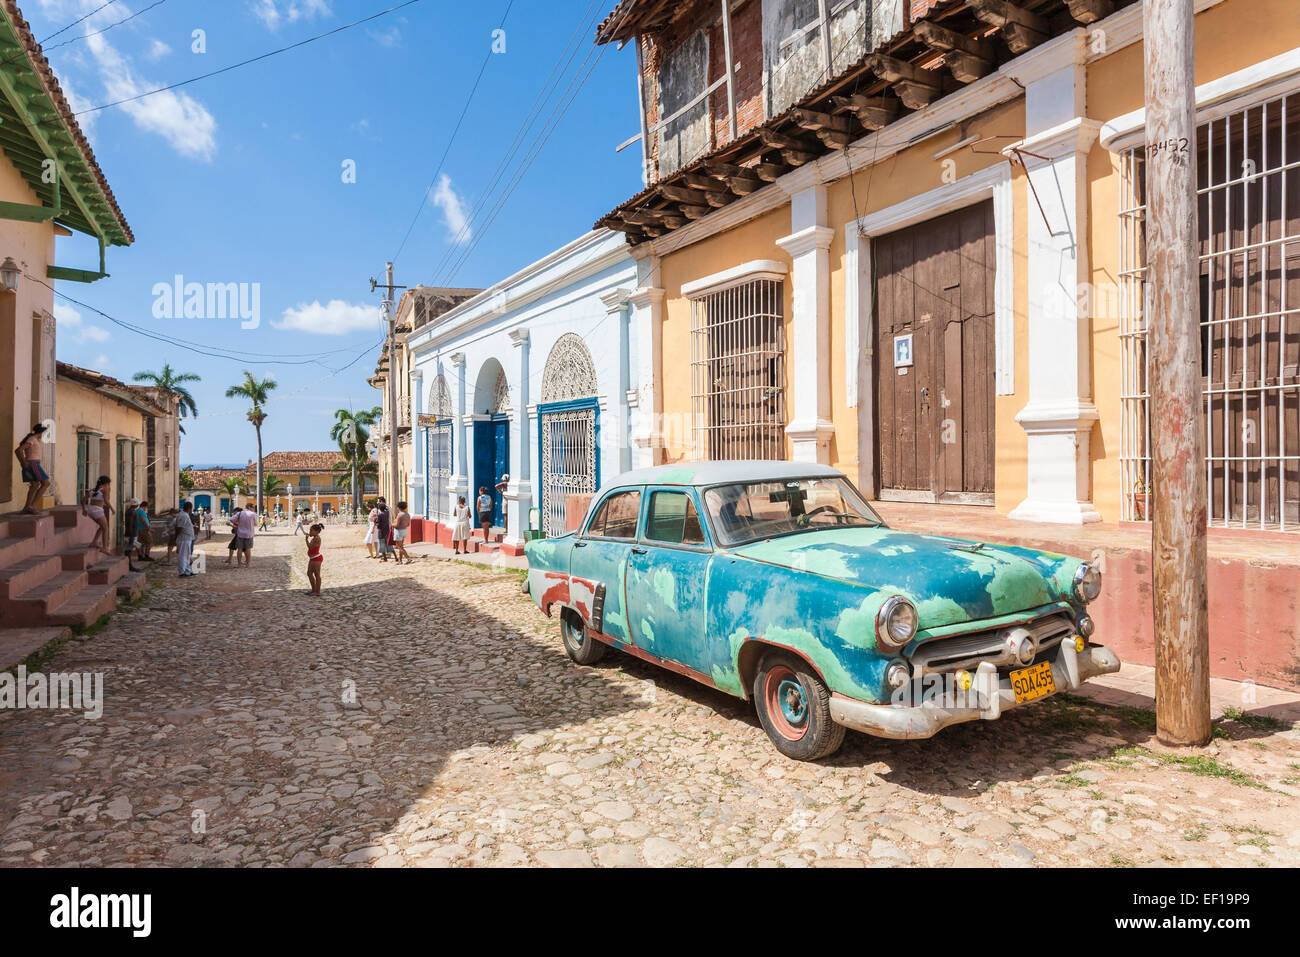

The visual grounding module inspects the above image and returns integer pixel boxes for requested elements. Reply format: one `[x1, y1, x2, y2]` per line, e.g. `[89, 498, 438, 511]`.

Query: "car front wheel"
[561, 611, 606, 665]
[753, 652, 845, 761]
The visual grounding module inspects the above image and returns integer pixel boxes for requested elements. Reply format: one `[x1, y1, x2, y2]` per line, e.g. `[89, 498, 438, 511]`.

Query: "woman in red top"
[305, 523, 324, 596]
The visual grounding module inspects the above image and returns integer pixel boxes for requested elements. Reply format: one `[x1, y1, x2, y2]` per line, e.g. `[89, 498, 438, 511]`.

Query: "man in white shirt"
[233, 505, 257, 568]
[172, 501, 196, 577]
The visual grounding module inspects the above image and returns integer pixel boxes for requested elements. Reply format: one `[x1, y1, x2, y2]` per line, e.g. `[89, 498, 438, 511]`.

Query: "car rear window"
[587, 489, 641, 539]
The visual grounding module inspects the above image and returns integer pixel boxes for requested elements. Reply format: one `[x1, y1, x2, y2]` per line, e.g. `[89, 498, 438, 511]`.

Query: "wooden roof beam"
[757, 127, 823, 154]
[865, 54, 944, 111]
[967, 0, 1049, 54]
[660, 183, 729, 208]
[913, 21, 995, 83]
[830, 93, 899, 130]
[1064, 0, 1114, 23]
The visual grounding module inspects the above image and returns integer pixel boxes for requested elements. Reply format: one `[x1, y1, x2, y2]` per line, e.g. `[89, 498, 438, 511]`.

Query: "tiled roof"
[0, 1, 133, 245]
[184, 468, 246, 491]
[57, 362, 167, 417]
[254, 451, 360, 473]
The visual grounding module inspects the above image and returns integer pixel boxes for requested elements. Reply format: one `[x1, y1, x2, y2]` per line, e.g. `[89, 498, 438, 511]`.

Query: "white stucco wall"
[408, 230, 638, 549]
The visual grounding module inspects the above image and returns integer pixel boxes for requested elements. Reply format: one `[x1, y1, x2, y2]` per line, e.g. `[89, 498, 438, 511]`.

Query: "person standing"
[393, 501, 412, 564]
[223, 509, 240, 566]
[13, 423, 50, 514]
[495, 473, 510, 534]
[477, 486, 493, 542]
[364, 502, 379, 558]
[135, 500, 153, 561]
[234, 504, 257, 567]
[122, 498, 140, 571]
[172, 501, 196, 577]
[374, 503, 392, 563]
[203, 510, 214, 540]
[305, 523, 324, 596]
[451, 495, 471, 555]
[82, 475, 113, 557]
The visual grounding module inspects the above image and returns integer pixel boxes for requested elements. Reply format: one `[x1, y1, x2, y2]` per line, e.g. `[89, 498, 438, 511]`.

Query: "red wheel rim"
[764, 665, 809, 741]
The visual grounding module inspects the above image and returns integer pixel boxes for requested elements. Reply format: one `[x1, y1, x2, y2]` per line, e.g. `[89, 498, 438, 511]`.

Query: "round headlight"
[885, 659, 910, 691]
[876, 596, 918, 650]
[1073, 563, 1102, 603]
[1077, 613, 1095, 639]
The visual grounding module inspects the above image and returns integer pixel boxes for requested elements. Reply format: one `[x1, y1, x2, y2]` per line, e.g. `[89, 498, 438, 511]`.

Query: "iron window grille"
[689, 277, 786, 461]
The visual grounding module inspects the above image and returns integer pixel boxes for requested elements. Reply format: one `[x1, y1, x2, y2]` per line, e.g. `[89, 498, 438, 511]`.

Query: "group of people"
[363, 498, 412, 564]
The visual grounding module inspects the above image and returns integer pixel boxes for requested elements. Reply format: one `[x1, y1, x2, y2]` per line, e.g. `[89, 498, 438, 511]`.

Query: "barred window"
[1119, 88, 1300, 529]
[689, 277, 786, 461]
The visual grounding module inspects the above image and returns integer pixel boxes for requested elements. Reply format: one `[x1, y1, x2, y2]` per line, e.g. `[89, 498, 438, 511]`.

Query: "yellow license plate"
[1011, 660, 1055, 704]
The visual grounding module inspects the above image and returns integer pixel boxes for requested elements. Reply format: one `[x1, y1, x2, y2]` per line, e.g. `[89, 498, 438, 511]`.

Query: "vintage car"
[524, 462, 1119, 761]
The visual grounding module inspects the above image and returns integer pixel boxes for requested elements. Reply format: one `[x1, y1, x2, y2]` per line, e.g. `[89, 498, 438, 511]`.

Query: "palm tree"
[218, 476, 244, 511]
[330, 406, 381, 519]
[225, 372, 278, 515]
[133, 364, 200, 434]
[262, 471, 286, 500]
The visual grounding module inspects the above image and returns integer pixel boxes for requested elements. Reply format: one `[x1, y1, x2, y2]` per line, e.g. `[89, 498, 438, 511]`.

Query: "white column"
[628, 248, 664, 470]
[504, 328, 531, 548]
[600, 288, 634, 475]
[776, 180, 835, 463]
[449, 353, 468, 519]
[1006, 37, 1102, 524]
[410, 368, 424, 517]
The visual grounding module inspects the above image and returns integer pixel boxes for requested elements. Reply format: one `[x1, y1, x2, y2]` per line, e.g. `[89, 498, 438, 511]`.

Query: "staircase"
[0, 507, 146, 671]
[467, 528, 505, 555]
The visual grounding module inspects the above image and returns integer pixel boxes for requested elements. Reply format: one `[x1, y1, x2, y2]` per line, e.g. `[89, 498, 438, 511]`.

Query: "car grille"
[909, 613, 1075, 676]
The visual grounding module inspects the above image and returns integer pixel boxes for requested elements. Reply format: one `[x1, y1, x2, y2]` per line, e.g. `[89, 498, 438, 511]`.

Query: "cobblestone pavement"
[2, 531, 1297, 868]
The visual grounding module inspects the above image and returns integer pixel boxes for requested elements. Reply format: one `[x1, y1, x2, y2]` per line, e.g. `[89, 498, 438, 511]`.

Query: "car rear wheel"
[561, 611, 606, 665]
[753, 652, 845, 761]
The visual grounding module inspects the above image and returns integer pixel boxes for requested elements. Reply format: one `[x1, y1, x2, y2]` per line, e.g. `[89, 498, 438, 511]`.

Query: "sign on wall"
[893, 333, 914, 374]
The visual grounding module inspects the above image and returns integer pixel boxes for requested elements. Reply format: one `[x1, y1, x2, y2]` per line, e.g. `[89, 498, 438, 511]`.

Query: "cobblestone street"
[1, 530, 1297, 868]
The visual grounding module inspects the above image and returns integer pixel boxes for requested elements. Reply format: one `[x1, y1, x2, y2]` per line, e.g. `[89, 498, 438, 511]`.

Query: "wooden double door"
[874, 200, 996, 504]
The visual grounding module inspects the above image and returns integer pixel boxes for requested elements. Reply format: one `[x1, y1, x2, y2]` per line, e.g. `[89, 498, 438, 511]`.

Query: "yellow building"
[0, 1, 133, 514]
[187, 451, 379, 516]
[54, 363, 172, 543]
[597, 0, 1299, 531]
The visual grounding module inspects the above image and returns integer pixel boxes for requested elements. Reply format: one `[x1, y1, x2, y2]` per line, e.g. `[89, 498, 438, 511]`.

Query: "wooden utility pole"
[371, 263, 405, 511]
[1144, 0, 1211, 747]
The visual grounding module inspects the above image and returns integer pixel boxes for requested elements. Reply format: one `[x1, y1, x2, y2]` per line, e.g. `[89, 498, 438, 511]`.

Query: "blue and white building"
[406, 229, 641, 554]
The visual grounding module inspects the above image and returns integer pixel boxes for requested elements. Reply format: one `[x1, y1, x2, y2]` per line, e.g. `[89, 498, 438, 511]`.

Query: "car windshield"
[702, 477, 884, 546]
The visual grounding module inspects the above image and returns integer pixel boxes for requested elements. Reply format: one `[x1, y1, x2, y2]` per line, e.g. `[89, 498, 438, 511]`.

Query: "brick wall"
[639, 0, 767, 181]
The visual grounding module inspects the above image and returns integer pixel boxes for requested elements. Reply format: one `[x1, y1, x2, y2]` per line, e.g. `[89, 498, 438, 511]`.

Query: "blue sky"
[36, 0, 641, 464]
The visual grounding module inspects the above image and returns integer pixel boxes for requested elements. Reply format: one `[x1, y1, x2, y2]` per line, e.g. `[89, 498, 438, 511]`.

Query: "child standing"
[477, 486, 493, 542]
[305, 523, 324, 595]
[451, 495, 471, 555]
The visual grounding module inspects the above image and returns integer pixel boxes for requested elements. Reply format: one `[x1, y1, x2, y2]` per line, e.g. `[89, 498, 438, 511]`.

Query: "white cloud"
[55, 302, 111, 343]
[272, 300, 380, 336]
[369, 25, 402, 47]
[91, 353, 111, 369]
[84, 29, 217, 161]
[37, 2, 217, 160]
[430, 174, 471, 244]
[251, 0, 331, 30]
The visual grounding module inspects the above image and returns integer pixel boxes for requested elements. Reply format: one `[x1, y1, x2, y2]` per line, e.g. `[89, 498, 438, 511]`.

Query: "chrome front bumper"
[829, 642, 1122, 740]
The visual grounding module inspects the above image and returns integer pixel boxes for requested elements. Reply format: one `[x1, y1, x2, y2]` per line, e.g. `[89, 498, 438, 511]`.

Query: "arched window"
[541, 332, 599, 403]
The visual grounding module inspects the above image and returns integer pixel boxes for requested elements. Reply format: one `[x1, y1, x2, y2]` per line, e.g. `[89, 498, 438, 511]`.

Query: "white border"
[680, 259, 789, 298]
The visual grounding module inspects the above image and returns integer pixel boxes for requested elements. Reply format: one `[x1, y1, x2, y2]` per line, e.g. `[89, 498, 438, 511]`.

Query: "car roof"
[596, 460, 845, 494]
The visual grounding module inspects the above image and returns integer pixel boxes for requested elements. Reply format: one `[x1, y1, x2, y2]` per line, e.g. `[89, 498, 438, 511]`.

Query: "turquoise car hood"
[730, 526, 1079, 628]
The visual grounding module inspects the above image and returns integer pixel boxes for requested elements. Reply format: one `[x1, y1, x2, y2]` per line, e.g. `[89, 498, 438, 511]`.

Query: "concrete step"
[0, 553, 64, 601]
[47, 582, 118, 628]
[115, 570, 147, 601]
[58, 547, 94, 572]
[3, 512, 52, 541]
[7, 570, 89, 621]
[0, 535, 36, 568]
[51, 506, 83, 529]
[0, 626, 71, 673]
[87, 555, 129, 586]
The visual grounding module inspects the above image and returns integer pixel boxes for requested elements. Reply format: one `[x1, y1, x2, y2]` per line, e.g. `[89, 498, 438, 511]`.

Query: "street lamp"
[287, 484, 295, 521]
[1, 257, 19, 292]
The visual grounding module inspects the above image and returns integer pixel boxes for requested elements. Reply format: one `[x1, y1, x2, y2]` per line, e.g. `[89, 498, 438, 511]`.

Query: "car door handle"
[574, 541, 587, 548]
[630, 546, 647, 555]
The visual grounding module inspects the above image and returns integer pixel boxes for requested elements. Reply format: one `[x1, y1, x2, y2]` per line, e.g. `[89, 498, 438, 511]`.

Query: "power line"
[425, 0, 604, 281]
[72, 0, 426, 116]
[390, 0, 517, 266]
[29, 274, 373, 366]
[40, 0, 120, 45]
[43, 0, 172, 55]
[433, 1, 616, 285]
